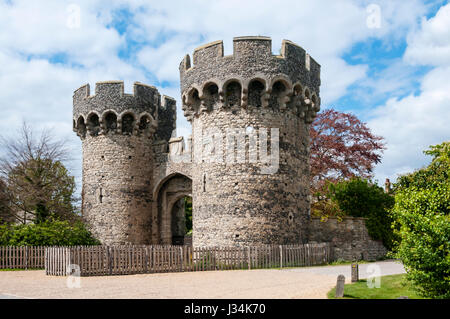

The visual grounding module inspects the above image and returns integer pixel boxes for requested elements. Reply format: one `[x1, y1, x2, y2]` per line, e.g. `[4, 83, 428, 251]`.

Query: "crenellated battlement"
[73, 81, 161, 114]
[180, 37, 320, 87]
[155, 95, 177, 142]
[179, 37, 321, 123]
[73, 81, 176, 140]
[181, 37, 320, 71]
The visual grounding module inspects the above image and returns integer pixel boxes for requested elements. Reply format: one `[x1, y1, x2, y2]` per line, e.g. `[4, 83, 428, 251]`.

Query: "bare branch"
[0, 121, 76, 224]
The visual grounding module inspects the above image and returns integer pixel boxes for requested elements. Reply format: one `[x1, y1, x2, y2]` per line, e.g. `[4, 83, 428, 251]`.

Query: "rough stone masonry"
[72, 36, 386, 261]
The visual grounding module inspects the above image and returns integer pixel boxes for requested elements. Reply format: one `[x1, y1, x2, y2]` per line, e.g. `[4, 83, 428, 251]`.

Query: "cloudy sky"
[0, 0, 449, 192]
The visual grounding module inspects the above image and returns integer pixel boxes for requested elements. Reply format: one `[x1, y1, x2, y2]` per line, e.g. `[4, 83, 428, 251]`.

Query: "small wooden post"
[351, 263, 359, 283]
[247, 247, 251, 270]
[180, 246, 183, 272]
[108, 246, 113, 275]
[25, 246, 29, 270]
[335, 275, 345, 298]
[279, 245, 283, 269]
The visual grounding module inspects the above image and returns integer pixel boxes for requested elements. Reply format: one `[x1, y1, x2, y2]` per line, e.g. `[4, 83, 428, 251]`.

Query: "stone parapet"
[73, 81, 176, 141]
[179, 37, 320, 123]
[308, 217, 387, 261]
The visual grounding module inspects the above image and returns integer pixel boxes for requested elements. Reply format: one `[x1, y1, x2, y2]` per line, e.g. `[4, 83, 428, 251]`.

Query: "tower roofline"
[179, 36, 321, 122]
[180, 36, 320, 74]
[73, 81, 176, 141]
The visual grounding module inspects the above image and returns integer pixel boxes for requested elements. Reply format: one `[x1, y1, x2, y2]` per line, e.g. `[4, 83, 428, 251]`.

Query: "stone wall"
[73, 81, 171, 245]
[180, 37, 321, 247]
[308, 217, 387, 261]
[189, 110, 311, 247]
[155, 96, 177, 143]
[81, 134, 154, 245]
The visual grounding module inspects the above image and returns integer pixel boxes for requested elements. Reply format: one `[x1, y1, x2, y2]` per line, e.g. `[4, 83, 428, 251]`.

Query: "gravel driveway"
[0, 260, 405, 299]
[283, 260, 405, 278]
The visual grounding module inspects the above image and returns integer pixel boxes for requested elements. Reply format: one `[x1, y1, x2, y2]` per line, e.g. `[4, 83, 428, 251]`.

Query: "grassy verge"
[0, 268, 42, 271]
[327, 274, 426, 299]
[321, 260, 370, 266]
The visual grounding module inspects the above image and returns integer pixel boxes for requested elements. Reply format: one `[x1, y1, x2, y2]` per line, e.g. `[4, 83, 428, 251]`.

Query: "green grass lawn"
[0, 268, 42, 271]
[327, 274, 426, 299]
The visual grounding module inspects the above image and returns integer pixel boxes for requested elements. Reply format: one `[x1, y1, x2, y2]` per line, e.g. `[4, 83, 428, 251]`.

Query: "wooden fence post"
[180, 246, 183, 272]
[279, 245, 283, 269]
[44, 247, 47, 275]
[25, 246, 29, 270]
[144, 246, 148, 273]
[107, 246, 112, 275]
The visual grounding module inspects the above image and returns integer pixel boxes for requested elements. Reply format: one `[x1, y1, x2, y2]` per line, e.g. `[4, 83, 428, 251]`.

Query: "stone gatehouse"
[72, 36, 386, 260]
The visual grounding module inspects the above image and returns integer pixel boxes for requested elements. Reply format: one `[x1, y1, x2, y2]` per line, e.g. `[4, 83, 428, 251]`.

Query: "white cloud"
[347, 58, 428, 108]
[369, 3, 450, 184]
[137, 35, 198, 84]
[404, 3, 450, 66]
[0, 1, 124, 68]
[320, 57, 368, 104]
[130, 0, 430, 105]
[131, 0, 371, 100]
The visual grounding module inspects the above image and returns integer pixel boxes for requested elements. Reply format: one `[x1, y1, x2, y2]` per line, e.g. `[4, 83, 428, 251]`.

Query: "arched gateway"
[154, 173, 192, 245]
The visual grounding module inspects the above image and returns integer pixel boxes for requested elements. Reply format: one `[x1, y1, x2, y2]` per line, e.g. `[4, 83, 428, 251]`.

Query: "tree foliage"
[327, 177, 395, 249]
[310, 109, 385, 193]
[0, 179, 13, 223]
[184, 196, 192, 235]
[394, 142, 449, 191]
[392, 142, 450, 299]
[7, 158, 76, 223]
[0, 122, 78, 224]
[0, 219, 100, 246]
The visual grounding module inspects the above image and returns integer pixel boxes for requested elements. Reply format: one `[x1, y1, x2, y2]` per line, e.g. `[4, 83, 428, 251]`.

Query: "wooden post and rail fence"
[0, 246, 46, 269]
[0, 243, 333, 276]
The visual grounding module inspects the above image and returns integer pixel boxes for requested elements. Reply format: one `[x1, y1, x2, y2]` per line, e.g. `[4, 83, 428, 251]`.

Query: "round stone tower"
[73, 81, 174, 245]
[180, 36, 321, 247]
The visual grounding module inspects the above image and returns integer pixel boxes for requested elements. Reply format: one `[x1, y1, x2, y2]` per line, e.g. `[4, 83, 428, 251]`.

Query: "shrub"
[327, 177, 396, 250]
[0, 219, 100, 246]
[391, 142, 449, 299]
[310, 197, 344, 220]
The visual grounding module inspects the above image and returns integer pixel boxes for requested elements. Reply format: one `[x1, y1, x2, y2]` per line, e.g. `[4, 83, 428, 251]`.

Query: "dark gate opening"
[171, 196, 192, 245]
[155, 173, 192, 245]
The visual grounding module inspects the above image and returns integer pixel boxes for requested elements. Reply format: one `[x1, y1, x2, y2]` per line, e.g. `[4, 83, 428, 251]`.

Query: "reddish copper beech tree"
[309, 109, 385, 195]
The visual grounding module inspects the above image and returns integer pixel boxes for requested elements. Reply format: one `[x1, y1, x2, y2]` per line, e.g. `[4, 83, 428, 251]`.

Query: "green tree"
[0, 219, 100, 246]
[0, 122, 78, 224]
[0, 179, 12, 223]
[7, 158, 76, 223]
[309, 109, 386, 219]
[395, 142, 449, 191]
[392, 142, 449, 299]
[327, 177, 396, 250]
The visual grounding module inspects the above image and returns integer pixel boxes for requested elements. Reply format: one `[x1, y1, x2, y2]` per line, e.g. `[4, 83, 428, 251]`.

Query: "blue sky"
[0, 0, 449, 192]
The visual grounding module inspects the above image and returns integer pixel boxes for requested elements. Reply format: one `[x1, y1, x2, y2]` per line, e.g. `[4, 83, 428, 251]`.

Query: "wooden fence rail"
[0, 246, 46, 269]
[45, 243, 333, 276]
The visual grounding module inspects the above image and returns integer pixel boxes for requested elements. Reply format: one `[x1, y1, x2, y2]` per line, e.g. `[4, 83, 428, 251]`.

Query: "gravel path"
[283, 260, 406, 278]
[0, 260, 405, 299]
